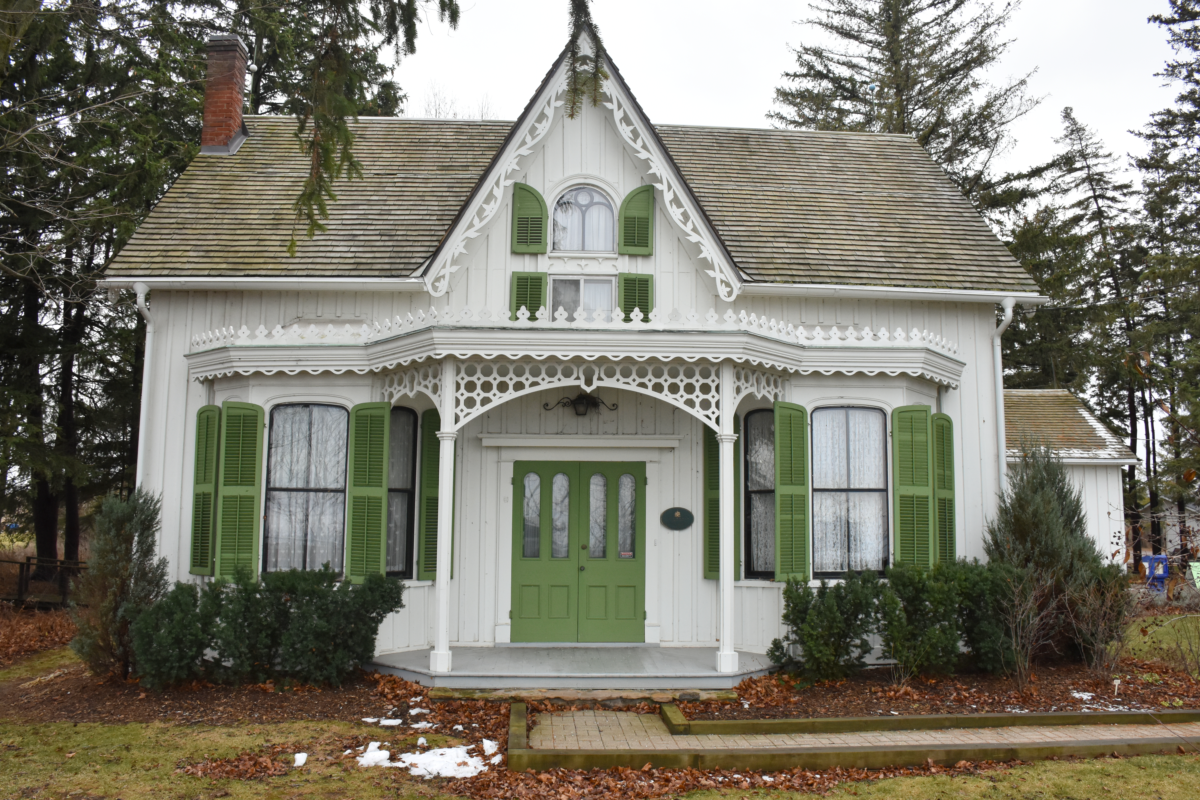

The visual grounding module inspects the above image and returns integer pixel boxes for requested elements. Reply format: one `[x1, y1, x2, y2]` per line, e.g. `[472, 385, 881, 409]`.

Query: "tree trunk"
[1127, 380, 1142, 571]
[58, 301, 86, 562]
[22, 283, 59, 574]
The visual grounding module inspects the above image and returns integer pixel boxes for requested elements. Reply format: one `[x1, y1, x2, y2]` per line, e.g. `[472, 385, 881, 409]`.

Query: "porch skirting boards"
[369, 646, 774, 689]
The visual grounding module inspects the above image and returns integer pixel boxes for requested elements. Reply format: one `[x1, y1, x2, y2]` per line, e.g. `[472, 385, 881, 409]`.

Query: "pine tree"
[771, 0, 1039, 212]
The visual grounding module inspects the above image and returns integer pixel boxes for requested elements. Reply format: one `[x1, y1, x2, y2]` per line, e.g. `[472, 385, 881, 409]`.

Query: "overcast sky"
[390, 0, 1179, 180]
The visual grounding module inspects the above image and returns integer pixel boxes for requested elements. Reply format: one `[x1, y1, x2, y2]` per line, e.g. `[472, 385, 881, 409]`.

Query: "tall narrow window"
[618, 473, 636, 558]
[551, 472, 570, 558]
[386, 407, 417, 577]
[264, 404, 349, 572]
[743, 410, 776, 578]
[553, 186, 615, 252]
[812, 407, 888, 576]
[522, 473, 541, 558]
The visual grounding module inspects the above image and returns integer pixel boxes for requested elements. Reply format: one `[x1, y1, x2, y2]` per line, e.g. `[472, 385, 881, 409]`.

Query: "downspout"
[134, 283, 155, 489]
[992, 297, 1015, 493]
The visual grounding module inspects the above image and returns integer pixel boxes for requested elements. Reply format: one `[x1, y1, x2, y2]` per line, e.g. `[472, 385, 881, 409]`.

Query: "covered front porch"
[370, 646, 774, 689]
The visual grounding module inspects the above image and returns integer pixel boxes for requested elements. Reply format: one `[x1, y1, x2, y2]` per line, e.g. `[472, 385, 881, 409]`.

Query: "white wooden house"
[102, 31, 1123, 686]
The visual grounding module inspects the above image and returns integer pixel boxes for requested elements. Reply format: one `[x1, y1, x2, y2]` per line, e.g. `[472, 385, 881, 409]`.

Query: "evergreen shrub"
[768, 570, 880, 681]
[947, 558, 1016, 674]
[879, 562, 961, 683]
[71, 488, 169, 678]
[131, 566, 404, 688]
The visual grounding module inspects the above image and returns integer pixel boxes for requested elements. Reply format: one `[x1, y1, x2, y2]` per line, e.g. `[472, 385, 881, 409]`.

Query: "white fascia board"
[1006, 454, 1139, 467]
[740, 282, 1048, 306]
[184, 326, 967, 388]
[100, 276, 428, 293]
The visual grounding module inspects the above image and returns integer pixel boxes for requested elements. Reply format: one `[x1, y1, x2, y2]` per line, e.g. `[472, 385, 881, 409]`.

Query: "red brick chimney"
[200, 34, 249, 155]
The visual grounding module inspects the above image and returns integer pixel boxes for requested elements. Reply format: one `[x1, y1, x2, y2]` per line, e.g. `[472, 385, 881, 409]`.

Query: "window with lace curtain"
[552, 186, 615, 252]
[811, 407, 889, 577]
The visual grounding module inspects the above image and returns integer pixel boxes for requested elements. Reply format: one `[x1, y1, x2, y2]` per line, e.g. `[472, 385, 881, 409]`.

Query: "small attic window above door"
[552, 186, 615, 253]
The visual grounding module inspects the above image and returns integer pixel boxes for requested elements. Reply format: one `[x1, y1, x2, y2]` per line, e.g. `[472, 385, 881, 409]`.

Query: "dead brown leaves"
[0, 606, 75, 666]
[178, 752, 290, 781]
[367, 673, 510, 752]
[449, 760, 1022, 799]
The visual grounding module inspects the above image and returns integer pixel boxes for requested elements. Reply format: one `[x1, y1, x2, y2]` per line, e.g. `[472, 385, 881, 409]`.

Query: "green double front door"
[511, 461, 646, 643]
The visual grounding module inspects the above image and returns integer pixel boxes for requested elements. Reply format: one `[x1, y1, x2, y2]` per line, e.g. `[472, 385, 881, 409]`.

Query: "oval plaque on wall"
[660, 507, 695, 531]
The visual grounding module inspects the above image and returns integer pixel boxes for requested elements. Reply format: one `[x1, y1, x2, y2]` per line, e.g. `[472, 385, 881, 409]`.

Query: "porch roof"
[1004, 389, 1137, 465]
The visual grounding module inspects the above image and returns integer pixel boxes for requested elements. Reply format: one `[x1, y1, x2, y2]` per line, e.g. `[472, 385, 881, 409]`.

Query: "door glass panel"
[522, 472, 540, 558]
[552, 472, 570, 558]
[749, 492, 776, 572]
[618, 473, 636, 558]
[589, 473, 607, 558]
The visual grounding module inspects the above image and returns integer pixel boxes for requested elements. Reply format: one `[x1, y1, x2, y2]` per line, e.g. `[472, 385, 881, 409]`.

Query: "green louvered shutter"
[214, 401, 264, 579]
[417, 409, 441, 581]
[345, 403, 390, 583]
[932, 412, 956, 565]
[702, 420, 741, 580]
[189, 405, 221, 576]
[510, 272, 546, 320]
[618, 274, 653, 323]
[774, 402, 809, 582]
[893, 405, 934, 568]
[618, 185, 654, 255]
[511, 183, 548, 254]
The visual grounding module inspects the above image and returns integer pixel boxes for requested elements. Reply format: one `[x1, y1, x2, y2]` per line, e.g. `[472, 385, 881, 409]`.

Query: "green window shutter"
[417, 409, 441, 581]
[214, 401, 264, 579]
[189, 405, 221, 576]
[774, 402, 810, 582]
[617, 185, 654, 255]
[702, 420, 741, 580]
[892, 405, 934, 568]
[511, 183, 548, 254]
[932, 412, 955, 565]
[618, 274, 654, 323]
[345, 403, 390, 583]
[510, 272, 546, 321]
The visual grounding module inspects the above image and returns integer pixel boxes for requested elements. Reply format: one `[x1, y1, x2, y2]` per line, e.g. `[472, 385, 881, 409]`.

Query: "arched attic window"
[552, 186, 615, 252]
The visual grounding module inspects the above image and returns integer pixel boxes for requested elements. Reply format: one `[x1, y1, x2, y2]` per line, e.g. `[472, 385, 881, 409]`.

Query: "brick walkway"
[529, 710, 1200, 752]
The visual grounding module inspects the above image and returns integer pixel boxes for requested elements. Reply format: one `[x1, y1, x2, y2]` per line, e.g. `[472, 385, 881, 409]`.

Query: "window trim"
[387, 406, 418, 579]
[742, 408, 776, 580]
[549, 183, 618, 255]
[810, 405, 890, 580]
[262, 402, 350, 575]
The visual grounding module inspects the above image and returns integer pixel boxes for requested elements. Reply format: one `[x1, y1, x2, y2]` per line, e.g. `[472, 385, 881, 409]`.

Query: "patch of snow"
[397, 746, 488, 779]
[357, 742, 392, 767]
[1072, 691, 1095, 701]
[412, 696, 423, 702]
[889, 711, 899, 716]
[417, 737, 427, 747]
[294, 753, 307, 767]
[490, 754, 503, 765]
[362, 717, 380, 723]
[409, 707, 430, 715]
[453, 725, 464, 732]
[482, 739, 498, 756]
[410, 721, 436, 730]
[379, 719, 404, 727]
[763, 776, 775, 783]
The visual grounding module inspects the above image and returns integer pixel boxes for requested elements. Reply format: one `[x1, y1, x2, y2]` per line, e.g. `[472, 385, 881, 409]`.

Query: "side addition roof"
[1004, 389, 1137, 465]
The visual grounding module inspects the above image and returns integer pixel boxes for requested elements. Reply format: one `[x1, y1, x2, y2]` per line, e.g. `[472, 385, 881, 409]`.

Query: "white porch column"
[716, 361, 739, 673]
[430, 357, 458, 674]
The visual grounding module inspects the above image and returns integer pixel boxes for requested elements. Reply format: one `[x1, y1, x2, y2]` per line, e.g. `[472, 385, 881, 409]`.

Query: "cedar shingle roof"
[109, 116, 1036, 293]
[1004, 389, 1136, 463]
[656, 125, 1036, 292]
[111, 117, 511, 277]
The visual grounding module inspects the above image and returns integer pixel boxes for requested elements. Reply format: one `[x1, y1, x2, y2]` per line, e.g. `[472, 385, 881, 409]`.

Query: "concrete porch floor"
[369, 646, 774, 689]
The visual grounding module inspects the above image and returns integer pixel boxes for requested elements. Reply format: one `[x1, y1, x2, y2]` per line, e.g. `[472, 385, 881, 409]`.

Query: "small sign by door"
[660, 507, 694, 530]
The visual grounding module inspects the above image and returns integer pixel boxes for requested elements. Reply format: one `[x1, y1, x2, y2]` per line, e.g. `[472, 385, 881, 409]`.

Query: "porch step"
[429, 687, 737, 704]
[368, 646, 772, 689]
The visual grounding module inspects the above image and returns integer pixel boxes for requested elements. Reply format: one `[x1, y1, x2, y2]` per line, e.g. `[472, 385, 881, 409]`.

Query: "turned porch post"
[430, 357, 458, 674]
[716, 360, 739, 673]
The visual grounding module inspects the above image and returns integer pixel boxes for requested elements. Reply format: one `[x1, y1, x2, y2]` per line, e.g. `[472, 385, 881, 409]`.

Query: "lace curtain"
[812, 408, 887, 574]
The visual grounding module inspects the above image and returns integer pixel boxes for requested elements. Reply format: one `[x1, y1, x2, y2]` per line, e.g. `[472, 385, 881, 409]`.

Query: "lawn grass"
[0, 645, 78, 684]
[0, 719, 461, 799]
[1127, 614, 1200, 676]
[679, 754, 1200, 799]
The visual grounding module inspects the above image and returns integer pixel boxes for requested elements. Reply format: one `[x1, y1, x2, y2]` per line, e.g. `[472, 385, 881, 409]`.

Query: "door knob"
[581, 544, 587, 550]
[579, 566, 585, 571]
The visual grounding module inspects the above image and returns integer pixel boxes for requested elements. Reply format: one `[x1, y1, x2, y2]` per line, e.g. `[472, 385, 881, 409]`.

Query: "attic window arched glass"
[553, 186, 615, 252]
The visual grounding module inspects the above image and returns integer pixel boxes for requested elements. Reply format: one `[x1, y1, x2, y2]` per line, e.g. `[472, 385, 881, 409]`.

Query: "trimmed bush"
[768, 570, 881, 681]
[879, 562, 961, 683]
[947, 558, 1016, 675]
[71, 488, 169, 679]
[131, 565, 404, 688]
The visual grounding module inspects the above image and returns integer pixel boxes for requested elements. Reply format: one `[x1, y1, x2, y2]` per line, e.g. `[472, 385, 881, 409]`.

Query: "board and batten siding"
[1065, 464, 1126, 563]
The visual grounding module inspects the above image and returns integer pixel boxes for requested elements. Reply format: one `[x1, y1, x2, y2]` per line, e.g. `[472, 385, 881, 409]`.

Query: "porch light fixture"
[543, 392, 618, 416]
